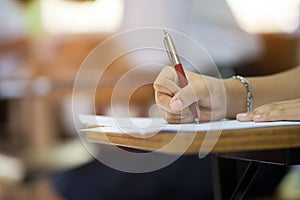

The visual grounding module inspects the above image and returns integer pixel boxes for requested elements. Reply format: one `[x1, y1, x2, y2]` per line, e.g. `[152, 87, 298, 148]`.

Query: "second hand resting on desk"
[163, 28, 200, 123]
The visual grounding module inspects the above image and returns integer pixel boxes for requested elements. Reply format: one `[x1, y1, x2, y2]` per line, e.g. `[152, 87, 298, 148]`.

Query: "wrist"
[232, 75, 253, 111]
[224, 78, 248, 118]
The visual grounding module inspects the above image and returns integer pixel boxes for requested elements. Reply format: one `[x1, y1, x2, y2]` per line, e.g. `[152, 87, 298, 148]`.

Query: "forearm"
[225, 66, 300, 118]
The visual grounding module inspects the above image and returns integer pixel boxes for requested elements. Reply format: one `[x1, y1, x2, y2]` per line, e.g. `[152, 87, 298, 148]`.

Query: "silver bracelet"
[232, 75, 253, 111]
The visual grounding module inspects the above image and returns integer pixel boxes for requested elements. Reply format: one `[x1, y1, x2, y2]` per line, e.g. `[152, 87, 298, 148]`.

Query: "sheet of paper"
[79, 114, 300, 135]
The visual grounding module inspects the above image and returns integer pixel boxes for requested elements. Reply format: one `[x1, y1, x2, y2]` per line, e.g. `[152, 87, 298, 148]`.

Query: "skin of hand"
[236, 98, 300, 122]
[154, 66, 300, 123]
[153, 66, 226, 123]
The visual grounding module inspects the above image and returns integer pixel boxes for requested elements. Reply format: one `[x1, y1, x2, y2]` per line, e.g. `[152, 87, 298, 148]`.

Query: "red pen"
[163, 28, 200, 123]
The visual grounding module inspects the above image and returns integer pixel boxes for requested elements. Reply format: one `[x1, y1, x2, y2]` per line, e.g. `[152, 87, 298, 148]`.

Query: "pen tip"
[163, 28, 168, 35]
[195, 118, 200, 124]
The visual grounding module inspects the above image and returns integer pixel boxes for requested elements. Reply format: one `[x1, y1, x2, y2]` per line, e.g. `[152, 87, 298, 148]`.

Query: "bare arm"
[225, 66, 300, 118]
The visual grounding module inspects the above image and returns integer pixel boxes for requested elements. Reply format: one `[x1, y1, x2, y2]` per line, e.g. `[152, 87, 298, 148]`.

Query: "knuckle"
[166, 117, 180, 124]
[162, 66, 174, 72]
[165, 112, 180, 124]
[155, 94, 166, 106]
[153, 82, 163, 91]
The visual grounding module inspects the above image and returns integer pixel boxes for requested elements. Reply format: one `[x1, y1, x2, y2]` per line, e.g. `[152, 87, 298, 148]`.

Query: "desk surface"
[86, 125, 300, 155]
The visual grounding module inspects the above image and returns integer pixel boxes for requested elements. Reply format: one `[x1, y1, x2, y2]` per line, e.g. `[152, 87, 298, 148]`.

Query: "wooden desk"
[85, 125, 300, 200]
[86, 125, 300, 154]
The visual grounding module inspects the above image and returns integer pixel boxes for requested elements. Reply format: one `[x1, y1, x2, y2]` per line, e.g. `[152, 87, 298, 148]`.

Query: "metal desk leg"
[212, 155, 238, 200]
[230, 162, 261, 200]
[212, 155, 261, 200]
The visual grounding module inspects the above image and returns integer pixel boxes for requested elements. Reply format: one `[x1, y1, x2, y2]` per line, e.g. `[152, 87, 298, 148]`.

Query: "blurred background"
[0, 0, 300, 199]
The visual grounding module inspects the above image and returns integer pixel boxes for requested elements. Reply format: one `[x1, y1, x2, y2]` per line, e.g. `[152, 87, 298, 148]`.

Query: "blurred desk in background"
[0, 33, 157, 167]
[236, 33, 300, 76]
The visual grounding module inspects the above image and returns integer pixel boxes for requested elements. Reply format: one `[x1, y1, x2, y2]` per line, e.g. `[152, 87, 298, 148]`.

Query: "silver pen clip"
[163, 28, 181, 65]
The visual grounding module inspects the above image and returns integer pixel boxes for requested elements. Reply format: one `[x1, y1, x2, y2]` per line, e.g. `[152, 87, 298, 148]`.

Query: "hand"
[236, 98, 300, 122]
[153, 66, 226, 123]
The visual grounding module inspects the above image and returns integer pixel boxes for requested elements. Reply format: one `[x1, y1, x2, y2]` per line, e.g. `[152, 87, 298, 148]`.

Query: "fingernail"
[170, 99, 183, 111]
[237, 113, 248, 118]
[253, 115, 261, 120]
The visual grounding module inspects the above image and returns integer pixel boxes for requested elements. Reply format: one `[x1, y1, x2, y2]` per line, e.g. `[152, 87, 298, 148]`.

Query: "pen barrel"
[174, 64, 199, 121]
[174, 64, 188, 87]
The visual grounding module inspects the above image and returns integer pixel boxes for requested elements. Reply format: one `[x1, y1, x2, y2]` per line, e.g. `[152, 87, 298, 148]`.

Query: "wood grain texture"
[86, 126, 300, 155]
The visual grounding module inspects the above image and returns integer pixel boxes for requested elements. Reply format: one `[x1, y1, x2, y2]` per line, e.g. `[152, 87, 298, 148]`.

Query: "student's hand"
[153, 66, 226, 123]
[236, 98, 300, 122]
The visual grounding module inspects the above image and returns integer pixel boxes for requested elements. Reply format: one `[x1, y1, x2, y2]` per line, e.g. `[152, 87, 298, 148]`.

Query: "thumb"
[169, 85, 198, 112]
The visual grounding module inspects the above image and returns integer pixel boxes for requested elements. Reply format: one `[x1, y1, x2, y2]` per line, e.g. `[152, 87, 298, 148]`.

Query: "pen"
[163, 28, 200, 123]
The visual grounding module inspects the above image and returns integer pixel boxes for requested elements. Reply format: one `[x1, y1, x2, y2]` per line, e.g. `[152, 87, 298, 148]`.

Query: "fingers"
[154, 67, 180, 113]
[155, 90, 176, 113]
[154, 66, 202, 112]
[154, 66, 219, 123]
[154, 66, 189, 113]
[236, 99, 300, 122]
[163, 109, 195, 124]
[237, 110, 282, 122]
[153, 66, 181, 96]
[154, 67, 200, 123]
[169, 85, 199, 112]
[236, 106, 277, 122]
[236, 112, 255, 122]
[154, 69, 201, 112]
[155, 90, 195, 123]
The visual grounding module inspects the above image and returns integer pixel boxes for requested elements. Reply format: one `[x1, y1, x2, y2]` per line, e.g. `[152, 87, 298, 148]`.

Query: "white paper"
[79, 114, 300, 135]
